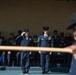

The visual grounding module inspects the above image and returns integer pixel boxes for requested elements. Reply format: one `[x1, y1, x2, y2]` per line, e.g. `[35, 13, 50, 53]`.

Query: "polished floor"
[0, 67, 69, 75]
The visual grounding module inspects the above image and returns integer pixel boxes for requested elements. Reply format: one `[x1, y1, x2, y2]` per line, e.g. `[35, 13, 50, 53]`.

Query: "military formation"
[0, 24, 76, 74]
[0, 13, 76, 75]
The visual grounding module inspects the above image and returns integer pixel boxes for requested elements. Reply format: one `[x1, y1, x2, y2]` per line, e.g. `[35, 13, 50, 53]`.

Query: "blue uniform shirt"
[38, 34, 52, 53]
[20, 36, 32, 46]
[38, 35, 52, 47]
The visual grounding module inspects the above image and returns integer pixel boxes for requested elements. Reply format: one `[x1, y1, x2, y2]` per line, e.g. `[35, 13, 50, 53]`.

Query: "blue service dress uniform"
[69, 42, 76, 75]
[16, 35, 32, 73]
[38, 35, 52, 73]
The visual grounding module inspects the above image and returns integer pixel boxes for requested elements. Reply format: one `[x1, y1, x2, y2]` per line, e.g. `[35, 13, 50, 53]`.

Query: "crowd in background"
[0, 30, 75, 67]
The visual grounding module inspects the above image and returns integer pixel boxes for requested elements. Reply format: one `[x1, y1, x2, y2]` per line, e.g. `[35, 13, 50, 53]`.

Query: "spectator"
[0, 31, 4, 39]
[30, 35, 39, 66]
[8, 33, 15, 40]
[52, 30, 59, 47]
[6, 38, 17, 66]
[65, 32, 74, 46]
[0, 37, 6, 66]
[15, 30, 22, 66]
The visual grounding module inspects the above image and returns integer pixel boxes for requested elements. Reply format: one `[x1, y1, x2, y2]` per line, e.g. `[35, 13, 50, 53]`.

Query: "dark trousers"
[7, 54, 17, 66]
[16, 53, 21, 66]
[40, 53, 50, 72]
[21, 52, 30, 72]
[69, 56, 76, 75]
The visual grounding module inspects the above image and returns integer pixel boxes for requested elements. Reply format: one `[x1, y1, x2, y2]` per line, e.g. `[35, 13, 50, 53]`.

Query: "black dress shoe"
[42, 72, 45, 74]
[23, 72, 28, 74]
[23, 72, 26, 74]
[45, 71, 49, 74]
[25, 72, 28, 74]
